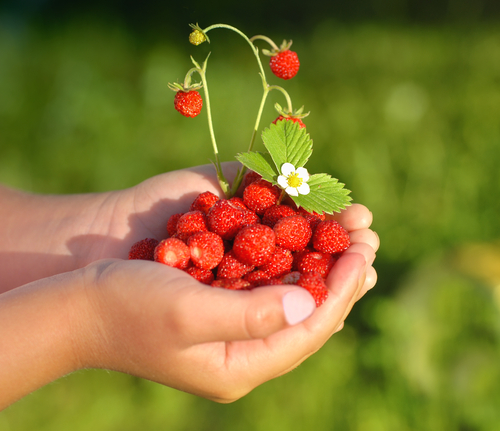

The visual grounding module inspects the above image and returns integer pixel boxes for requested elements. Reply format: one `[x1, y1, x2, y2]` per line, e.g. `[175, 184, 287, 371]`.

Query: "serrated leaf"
[235, 151, 278, 183]
[291, 173, 352, 214]
[261, 120, 313, 173]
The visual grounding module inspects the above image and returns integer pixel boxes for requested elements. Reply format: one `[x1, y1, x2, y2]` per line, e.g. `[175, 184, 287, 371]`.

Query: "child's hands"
[75, 201, 377, 403]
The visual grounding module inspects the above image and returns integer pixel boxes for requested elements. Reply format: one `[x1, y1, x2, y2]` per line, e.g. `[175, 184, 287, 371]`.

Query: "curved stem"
[268, 85, 294, 113]
[249, 35, 279, 51]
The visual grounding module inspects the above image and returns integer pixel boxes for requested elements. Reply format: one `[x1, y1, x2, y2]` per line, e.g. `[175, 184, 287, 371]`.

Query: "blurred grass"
[1, 16, 500, 431]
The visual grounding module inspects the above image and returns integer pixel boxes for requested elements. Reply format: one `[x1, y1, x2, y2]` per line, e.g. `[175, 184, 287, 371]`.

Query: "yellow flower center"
[287, 173, 303, 188]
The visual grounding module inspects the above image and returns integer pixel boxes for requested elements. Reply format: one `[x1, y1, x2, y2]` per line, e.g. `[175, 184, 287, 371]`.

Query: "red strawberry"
[262, 204, 297, 228]
[243, 170, 262, 188]
[243, 269, 271, 285]
[166, 213, 183, 237]
[272, 115, 305, 129]
[243, 179, 280, 216]
[296, 271, 329, 307]
[269, 49, 300, 80]
[297, 207, 326, 221]
[216, 250, 255, 279]
[295, 251, 335, 278]
[128, 238, 159, 261]
[258, 246, 293, 278]
[185, 266, 215, 285]
[174, 90, 203, 118]
[207, 199, 247, 240]
[253, 277, 284, 287]
[154, 238, 191, 269]
[211, 278, 252, 290]
[187, 231, 224, 270]
[233, 224, 276, 266]
[273, 215, 312, 251]
[190, 191, 219, 214]
[229, 197, 261, 226]
[175, 210, 208, 241]
[312, 220, 350, 254]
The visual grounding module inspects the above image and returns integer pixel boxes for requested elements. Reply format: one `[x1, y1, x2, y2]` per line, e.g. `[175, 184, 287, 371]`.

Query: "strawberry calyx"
[189, 23, 209, 45]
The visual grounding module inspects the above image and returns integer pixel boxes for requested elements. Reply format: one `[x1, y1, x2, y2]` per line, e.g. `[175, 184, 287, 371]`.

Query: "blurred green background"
[2, 0, 500, 429]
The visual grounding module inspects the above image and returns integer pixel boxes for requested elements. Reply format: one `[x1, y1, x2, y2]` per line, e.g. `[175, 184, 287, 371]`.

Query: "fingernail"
[283, 289, 316, 325]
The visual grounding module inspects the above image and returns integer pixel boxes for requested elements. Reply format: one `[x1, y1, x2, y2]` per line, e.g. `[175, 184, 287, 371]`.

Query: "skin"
[0, 163, 379, 410]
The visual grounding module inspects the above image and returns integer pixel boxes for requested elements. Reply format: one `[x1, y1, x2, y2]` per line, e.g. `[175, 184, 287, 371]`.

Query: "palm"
[91, 163, 239, 261]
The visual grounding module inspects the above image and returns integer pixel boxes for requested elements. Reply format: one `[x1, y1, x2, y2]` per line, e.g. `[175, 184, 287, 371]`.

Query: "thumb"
[165, 281, 317, 345]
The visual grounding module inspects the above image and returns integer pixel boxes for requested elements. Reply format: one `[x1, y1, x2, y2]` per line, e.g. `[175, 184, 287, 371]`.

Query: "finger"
[247, 252, 366, 379]
[330, 203, 373, 231]
[167, 280, 317, 345]
[356, 265, 378, 300]
[349, 228, 380, 253]
[344, 242, 376, 269]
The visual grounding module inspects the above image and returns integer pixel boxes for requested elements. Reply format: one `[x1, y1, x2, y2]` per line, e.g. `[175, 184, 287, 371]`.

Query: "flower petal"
[297, 182, 310, 195]
[286, 186, 299, 197]
[277, 175, 289, 189]
[296, 167, 310, 181]
[281, 162, 296, 176]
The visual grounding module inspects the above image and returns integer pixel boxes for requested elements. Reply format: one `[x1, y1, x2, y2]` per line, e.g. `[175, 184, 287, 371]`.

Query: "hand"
[75, 201, 378, 403]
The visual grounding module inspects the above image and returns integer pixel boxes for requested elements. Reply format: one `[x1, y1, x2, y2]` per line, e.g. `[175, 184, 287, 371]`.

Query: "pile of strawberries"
[128, 171, 350, 306]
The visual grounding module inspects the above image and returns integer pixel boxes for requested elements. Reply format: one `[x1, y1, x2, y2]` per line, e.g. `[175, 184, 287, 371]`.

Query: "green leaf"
[261, 120, 313, 173]
[291, 173, 352, 214]
[235, 151, 278, 183]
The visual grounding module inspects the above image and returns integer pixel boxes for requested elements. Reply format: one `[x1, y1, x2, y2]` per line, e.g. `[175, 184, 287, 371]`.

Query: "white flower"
[277, 162, 310, 197]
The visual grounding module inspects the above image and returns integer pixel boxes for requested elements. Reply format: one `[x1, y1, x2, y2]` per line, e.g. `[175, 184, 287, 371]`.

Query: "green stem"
[268, 85, 294, 113]
[249, 35, 279, 51]
[196, 57, 230, 197]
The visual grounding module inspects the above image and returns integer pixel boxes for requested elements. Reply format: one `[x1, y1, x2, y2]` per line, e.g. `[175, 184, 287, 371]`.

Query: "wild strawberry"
[174, 90, 203, 118]
[216, 250, 255, 279]
[253, 277, 284, 287]
[175, 210, 208, 241]
[233, 224, 276, 266]
[297, 207, 326, 221]
[258, 246, 293, 278]
[273, 215, 312, 251]
[211, 278, 252, 290]
[292, 246, 314, 270]
[207, 199, 247, 240]
[128, 238, 159, 261]
[296, 271, 329, 307]
[166, 213, 183, 237]
[269, 49, 300, 80]
[187, 231, 224, 270]
[295, 251, 335, 278]
[154, 238, 191, 269]
[229, 197, 261, 226]
[190, 191, 219, 214]
[243, 270, 271, 285]
[243, 179, 280, 215]
[312, 220, 350, 254]
[300, 212, 322, 233]
[262, 204, 297, 228]
[185, 266, 215, 285]
[273, 115, 305, 129]
[243, 170, 261, 188]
